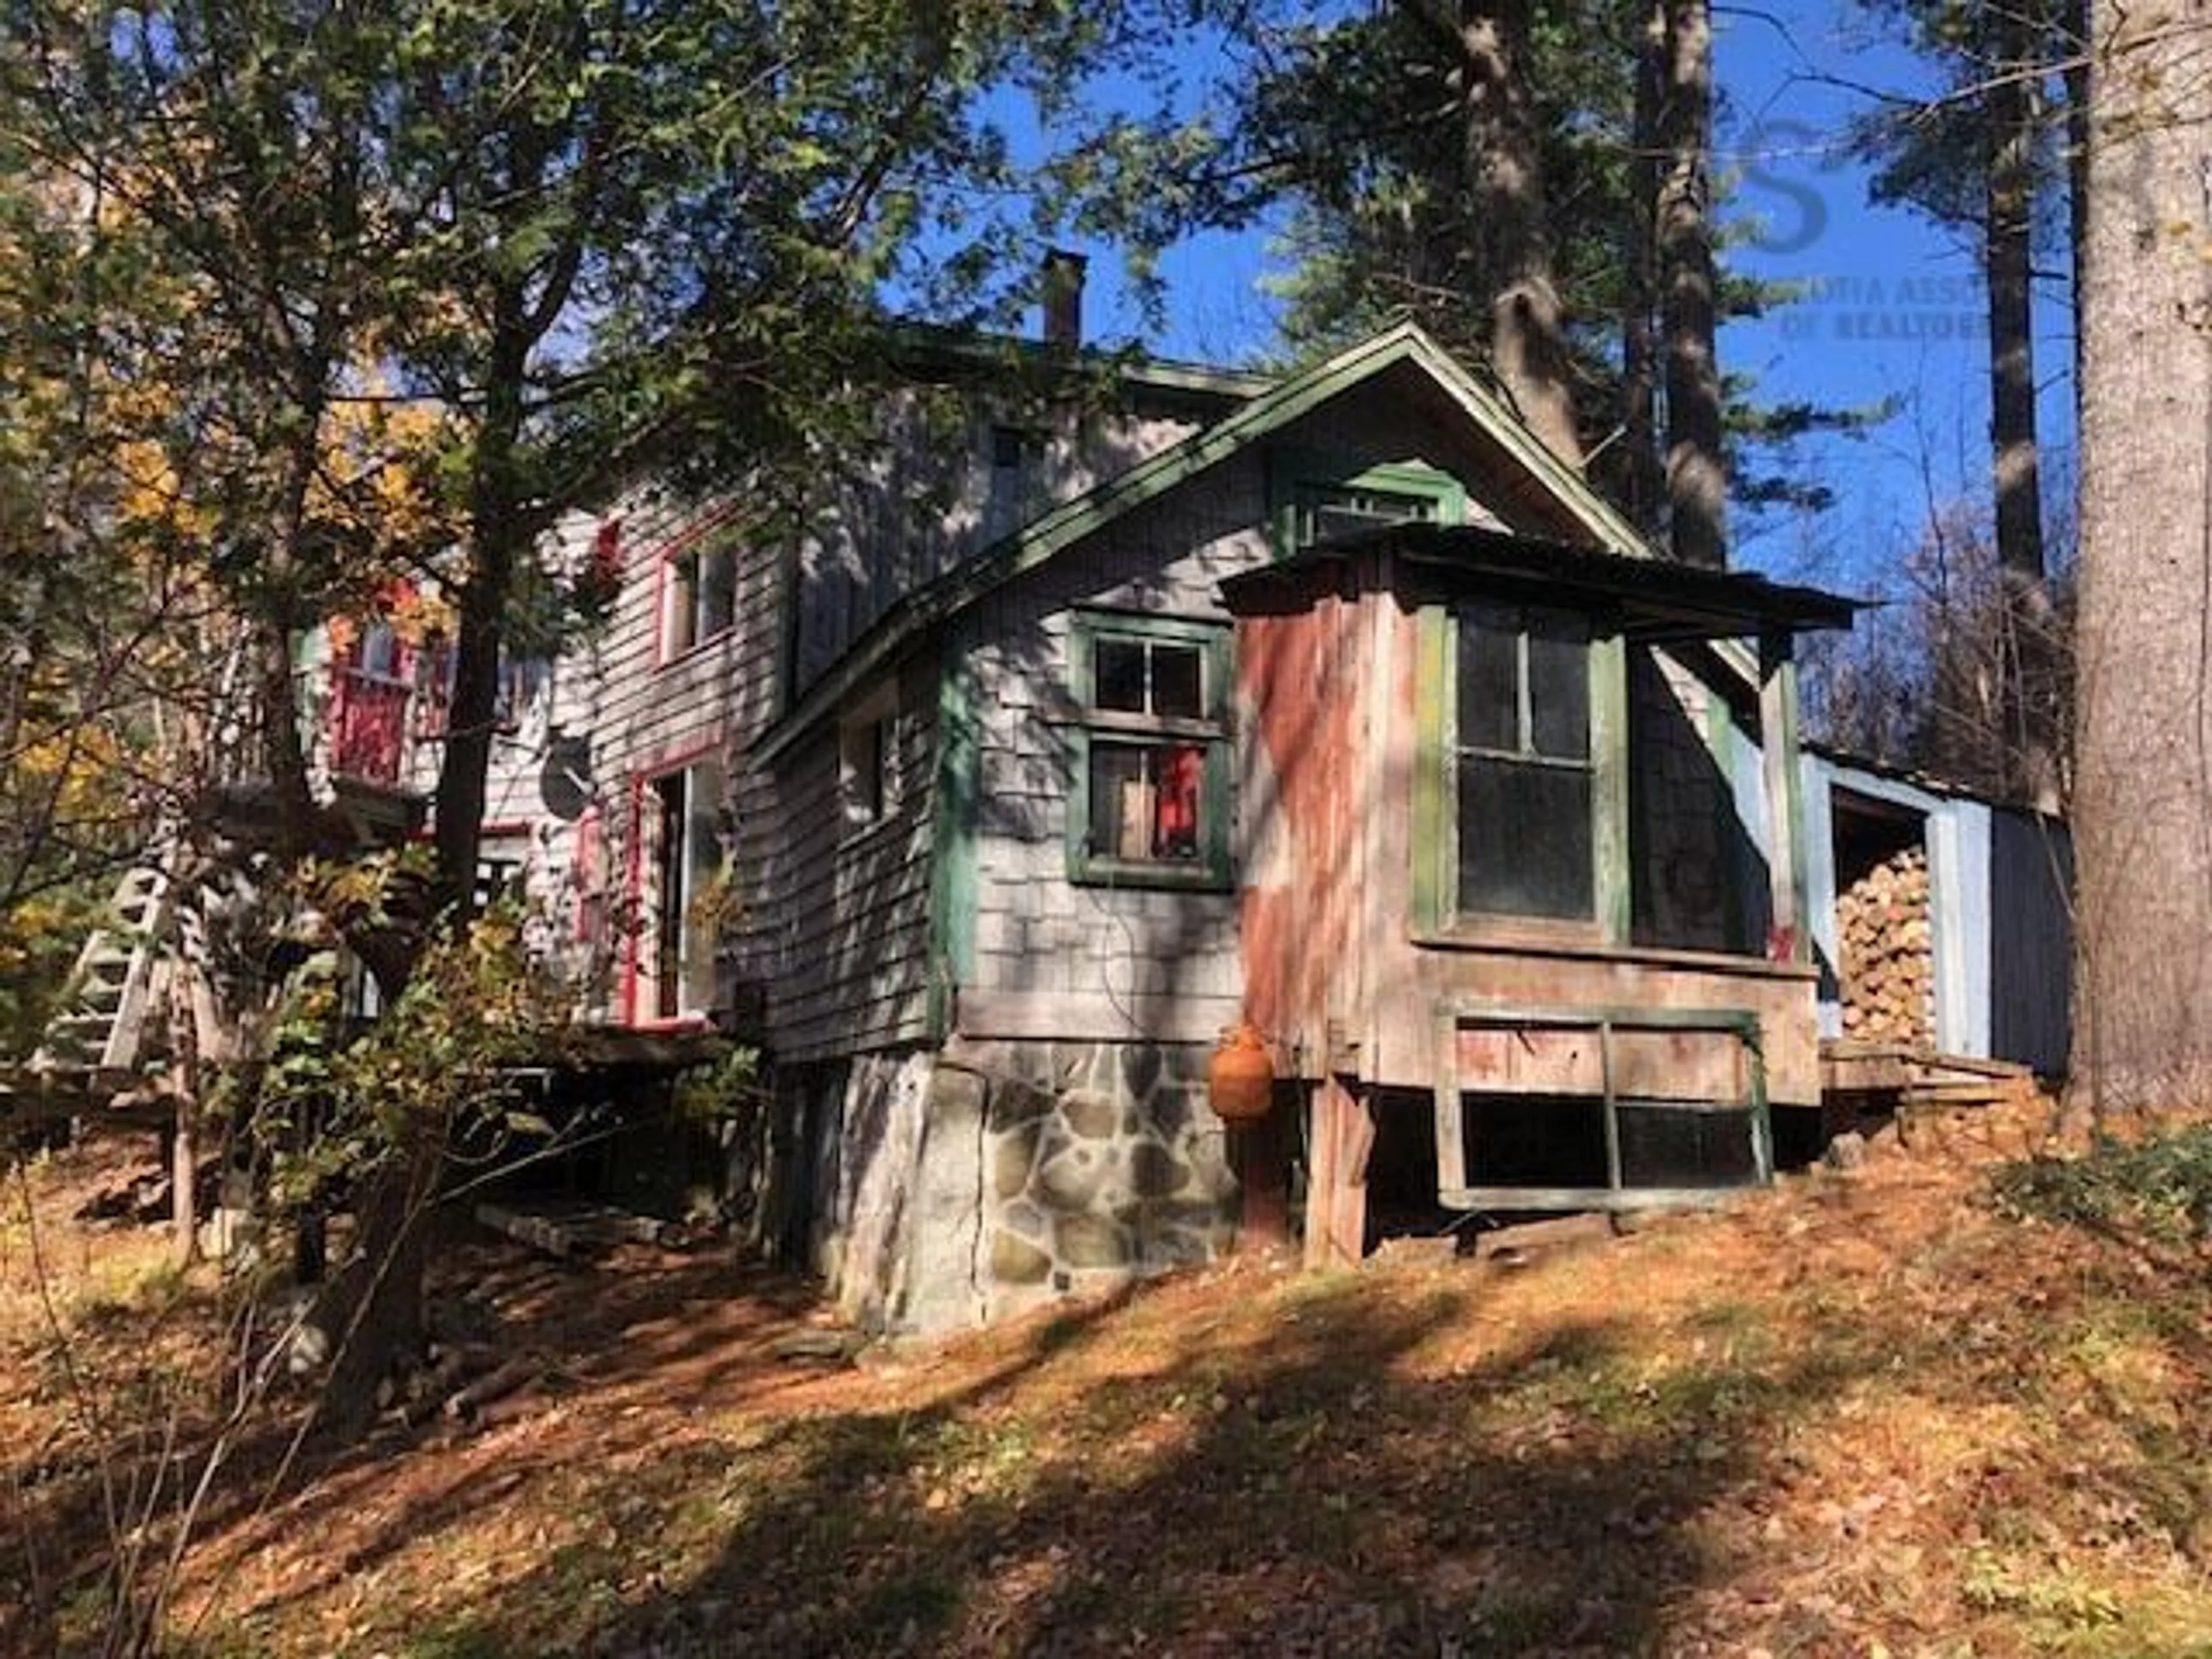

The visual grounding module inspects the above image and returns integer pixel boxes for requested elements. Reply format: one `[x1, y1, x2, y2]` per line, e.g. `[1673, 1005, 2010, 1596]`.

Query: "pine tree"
[2073, 0, 2212, 1111]
[1855, 0, 2078, 806]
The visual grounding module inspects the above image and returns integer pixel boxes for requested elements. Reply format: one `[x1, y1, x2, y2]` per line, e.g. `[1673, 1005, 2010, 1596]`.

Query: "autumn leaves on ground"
[6, 1110, 2211, 1659]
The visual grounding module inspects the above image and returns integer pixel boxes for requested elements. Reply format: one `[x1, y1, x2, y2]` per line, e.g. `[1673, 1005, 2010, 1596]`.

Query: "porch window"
[1455, 604, 1595, 922]
[1067, 614, 1232, 888]
[1414, 601, 1624, 936]
[664, 531, 738, 659]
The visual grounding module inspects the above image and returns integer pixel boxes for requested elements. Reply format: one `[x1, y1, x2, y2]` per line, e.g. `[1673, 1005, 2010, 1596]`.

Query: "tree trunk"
[2072, 0, 2212, 1112]
[310, 1131, 440, 1434]
[1456, 0, 1585, 468]
[166, 971, 200, 1264]
[323, 303, 533, 1429]
[432, 298, 535, 915]
[1659, 0, 1726, 568]
[1618, 0, 1668, 537]
[2063, 0, 2091, 412]
[1984, 25, 2062, 813]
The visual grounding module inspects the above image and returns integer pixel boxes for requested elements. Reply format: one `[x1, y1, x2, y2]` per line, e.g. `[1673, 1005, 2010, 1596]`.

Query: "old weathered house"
[463, 314, 1866, 1334]
[31, 297, 2071, 1334]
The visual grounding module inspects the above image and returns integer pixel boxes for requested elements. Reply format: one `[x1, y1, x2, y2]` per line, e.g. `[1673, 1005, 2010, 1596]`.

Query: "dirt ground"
[5, 1101, 2210, 1657]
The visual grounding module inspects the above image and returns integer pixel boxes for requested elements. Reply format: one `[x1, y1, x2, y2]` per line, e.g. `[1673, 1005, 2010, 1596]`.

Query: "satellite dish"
[539, 732, 593, 822]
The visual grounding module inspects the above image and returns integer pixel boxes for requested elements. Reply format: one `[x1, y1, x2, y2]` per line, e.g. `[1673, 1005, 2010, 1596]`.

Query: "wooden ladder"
[29, 836, 180, 1085]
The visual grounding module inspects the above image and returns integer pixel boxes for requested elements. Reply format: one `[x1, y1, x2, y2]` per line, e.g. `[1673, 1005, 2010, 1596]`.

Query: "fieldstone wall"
[781, 1038, 1245, 1336]
[938, 1036, 1241, 1326]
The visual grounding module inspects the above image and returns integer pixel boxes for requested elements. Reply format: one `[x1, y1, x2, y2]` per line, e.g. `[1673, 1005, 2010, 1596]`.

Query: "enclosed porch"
[1224, 524, 1857, 1247]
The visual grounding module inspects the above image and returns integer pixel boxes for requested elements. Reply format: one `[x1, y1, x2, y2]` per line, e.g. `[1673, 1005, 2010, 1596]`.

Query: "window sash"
[1271, 453, 1468, 556]
[1067, 613, 1232, 888]
[1415, 603, 1622, 935]
[666, 541, 737, 658]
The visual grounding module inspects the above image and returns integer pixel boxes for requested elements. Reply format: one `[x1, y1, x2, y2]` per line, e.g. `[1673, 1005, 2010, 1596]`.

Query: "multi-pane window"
[1454, 604, 1595, 921]
[664, 535, 738, 658]
[1274, 455, 1466, 555]
[1069, 617, 1230, 887]
[1289, 480, 1444, 549]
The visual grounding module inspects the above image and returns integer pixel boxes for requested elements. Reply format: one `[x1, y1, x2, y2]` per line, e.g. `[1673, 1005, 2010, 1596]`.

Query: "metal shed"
[1804, 749, 2073, 1078]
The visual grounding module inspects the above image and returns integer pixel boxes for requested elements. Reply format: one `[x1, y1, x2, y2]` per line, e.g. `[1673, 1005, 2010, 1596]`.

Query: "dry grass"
[6, 1103, 2211, 1658]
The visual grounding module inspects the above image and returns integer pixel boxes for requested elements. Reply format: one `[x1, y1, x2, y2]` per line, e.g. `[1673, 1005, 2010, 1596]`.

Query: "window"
[985, 423, 1046, 540]
[1067, 615, 1232, 888]
[643, 759, 724, 1020]
[664, 532, 738, 658]
[1435, 1012, 1770, 1207]
[1272, 453, 1467, 555]
[839, 683, 898, 831]
[494, 654, 552, 733]
[413, 642, 551, 738]
[1455, 604, 1595, 922]
[1415, 602, 1622, 934]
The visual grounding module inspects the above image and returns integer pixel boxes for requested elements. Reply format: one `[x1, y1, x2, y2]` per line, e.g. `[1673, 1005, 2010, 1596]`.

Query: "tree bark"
[430, 323, 529, 922]
[310, 1130, 440, 1434]
[1618, 0, 1668, 537]
[1659, 0, 1726, 568]
[1984, 21, 2062, 813]
[1454, 0, 1585, 468]
[2073, 0, 2212, 1112]
[2063, 0, 2091, 412]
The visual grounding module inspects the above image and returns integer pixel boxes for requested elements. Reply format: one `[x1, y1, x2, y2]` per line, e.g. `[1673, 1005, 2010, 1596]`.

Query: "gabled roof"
[754, 320, 1650, 763]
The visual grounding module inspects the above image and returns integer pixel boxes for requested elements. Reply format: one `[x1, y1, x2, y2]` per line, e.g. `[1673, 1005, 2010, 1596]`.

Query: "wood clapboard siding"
[743, 674, 939, 1062]
[564, 491, 783, 1022]
[747, 397, 1234, 1059]
[789, 399, 1206, 696]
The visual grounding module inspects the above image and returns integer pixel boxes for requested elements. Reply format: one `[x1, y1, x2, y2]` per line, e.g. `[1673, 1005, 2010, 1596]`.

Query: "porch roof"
[1218, 524, 1862, 641]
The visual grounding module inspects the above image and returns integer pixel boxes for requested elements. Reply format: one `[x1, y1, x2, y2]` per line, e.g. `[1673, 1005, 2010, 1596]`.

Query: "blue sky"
[1058, 2, 2075, 594]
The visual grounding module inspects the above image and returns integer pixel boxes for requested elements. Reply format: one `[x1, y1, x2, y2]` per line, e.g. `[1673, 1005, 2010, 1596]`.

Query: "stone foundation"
[789, 1037, 1243, 1335]
[952, 1036, 1239, 1326]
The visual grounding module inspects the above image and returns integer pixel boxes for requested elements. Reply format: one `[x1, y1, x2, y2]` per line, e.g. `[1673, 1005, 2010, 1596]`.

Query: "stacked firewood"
[1837, 846, 1934, 1046]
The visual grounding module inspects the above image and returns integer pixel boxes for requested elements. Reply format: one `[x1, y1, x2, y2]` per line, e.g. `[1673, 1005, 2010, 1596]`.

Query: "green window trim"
[1412, 601, 1630, 940]
[1267, 449, 1468, 557]
[1066, 611, 1234, 891]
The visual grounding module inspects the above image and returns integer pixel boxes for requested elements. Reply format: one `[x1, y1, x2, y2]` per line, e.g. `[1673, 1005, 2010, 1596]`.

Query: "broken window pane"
[1459, 1093, 1609, 1188]
[1616, 1104, 1759, 1188]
